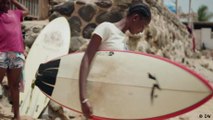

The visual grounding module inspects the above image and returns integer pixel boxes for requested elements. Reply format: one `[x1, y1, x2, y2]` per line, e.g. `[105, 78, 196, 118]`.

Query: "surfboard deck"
[20, 17, 70, 118]
[35, 50, 213, 120]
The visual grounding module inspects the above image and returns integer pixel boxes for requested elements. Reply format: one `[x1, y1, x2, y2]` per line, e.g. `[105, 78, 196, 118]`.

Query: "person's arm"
[79, 34, 102, 118]
[11, 0, 29, 16]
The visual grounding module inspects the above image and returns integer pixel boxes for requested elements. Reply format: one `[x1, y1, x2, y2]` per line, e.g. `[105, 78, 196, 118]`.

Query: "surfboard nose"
[35, 59, 61, 96]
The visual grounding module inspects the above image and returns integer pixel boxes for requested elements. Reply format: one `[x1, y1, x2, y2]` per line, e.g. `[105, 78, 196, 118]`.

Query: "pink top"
[0, 10, 24, 53]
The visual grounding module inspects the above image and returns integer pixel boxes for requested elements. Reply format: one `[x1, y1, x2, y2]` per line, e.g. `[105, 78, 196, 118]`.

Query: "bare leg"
[0, 68, 7, 99]
[0, 68, 7, 83]
[7, 68, 22, 120]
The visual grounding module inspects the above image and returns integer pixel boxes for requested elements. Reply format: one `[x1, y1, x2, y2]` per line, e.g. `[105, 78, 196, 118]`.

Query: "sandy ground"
[0, 58, 213, 120]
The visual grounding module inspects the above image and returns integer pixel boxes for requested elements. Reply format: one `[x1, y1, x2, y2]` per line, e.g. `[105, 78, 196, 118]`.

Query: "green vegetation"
[197, 5, 213, 22]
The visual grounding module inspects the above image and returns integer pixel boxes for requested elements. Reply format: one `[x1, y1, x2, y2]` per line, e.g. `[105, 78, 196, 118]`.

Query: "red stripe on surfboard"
[40, 50, 213, 120]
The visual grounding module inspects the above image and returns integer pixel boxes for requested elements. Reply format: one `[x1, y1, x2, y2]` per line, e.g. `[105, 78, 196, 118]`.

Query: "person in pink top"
[0, 0, 29, 119]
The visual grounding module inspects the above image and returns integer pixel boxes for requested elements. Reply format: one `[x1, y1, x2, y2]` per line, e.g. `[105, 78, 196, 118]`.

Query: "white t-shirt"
[92, 22, 128, 50]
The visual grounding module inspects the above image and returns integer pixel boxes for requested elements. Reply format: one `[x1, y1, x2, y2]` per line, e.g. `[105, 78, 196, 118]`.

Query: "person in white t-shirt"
[79, 3, 152, 119]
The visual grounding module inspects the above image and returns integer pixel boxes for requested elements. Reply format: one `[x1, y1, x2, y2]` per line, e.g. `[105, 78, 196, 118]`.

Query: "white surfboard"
[35, 51, 213, 120]
[20, 17, 70, 118]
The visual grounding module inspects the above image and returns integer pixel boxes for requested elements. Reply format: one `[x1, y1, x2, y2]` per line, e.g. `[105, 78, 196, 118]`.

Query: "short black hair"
[127, 3, 151, 22]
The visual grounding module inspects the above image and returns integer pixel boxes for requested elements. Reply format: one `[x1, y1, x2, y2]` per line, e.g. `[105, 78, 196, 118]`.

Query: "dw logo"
[199, 114, 211, 119]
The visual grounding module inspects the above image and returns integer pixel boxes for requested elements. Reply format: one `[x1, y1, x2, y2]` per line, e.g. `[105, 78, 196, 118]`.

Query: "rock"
[68, 16, 82, 37]
[147, 46, 158, 54]
[76, 0, 86, 5]
[70, 36, 88, 52]
[137, 40, 150, 52]
[113, 0, 131, 8]
[156, 49, 163, 56]
[78, 4, 97, 22]
[39, 107, 51, 119]
[82, 23, 97, 38]
[95, 0, 113, 8]
[62, 108, 77, 119]
[95, 11, 108, 23]
[52, 1, 75, 16]
[128, 35, 142, 51]
[50, 0, 67, 5]
[49, 11, 63, 21]
[95, 8, 124, 23]
[47, 101, 70, 120]
[200, 62, 209, 69]
[24, 33, 38, 48]
[22, 21, 47, 48]
[32, 26, 42, 33]
[49, 100, 63, 112]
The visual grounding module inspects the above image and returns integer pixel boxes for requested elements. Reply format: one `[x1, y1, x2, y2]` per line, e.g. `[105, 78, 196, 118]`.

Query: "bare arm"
[11, 0, 29, 16]
[79, 34, 102, 118]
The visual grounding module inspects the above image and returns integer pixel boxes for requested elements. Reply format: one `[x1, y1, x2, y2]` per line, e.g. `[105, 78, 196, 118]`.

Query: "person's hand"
[81, 99, 93, 119]
[23, 50, 28, 58]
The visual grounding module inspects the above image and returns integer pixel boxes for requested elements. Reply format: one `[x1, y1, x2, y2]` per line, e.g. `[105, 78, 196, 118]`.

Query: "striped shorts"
[0, 52, 25, 69]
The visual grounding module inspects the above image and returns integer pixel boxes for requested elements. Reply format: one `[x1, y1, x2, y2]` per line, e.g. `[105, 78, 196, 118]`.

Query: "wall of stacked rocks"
[49, 0, 195, 62]
[24, 0, 196, 63]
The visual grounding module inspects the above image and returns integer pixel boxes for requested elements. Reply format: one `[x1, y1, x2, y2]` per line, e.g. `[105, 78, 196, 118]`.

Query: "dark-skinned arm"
[79, 34, 102, 118]
[11, 0, 29, 16]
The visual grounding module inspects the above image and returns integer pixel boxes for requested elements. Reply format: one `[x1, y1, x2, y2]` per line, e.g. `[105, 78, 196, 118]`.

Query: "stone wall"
[24, 0, 196, 63]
